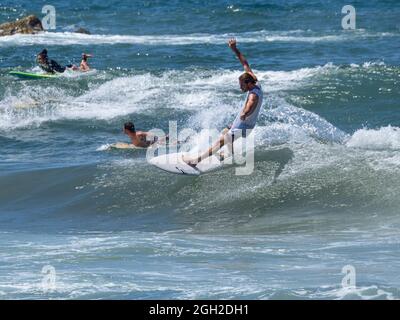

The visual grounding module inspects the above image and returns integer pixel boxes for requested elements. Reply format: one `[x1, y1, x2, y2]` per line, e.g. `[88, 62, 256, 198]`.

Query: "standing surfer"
[182, 38, 263, 167]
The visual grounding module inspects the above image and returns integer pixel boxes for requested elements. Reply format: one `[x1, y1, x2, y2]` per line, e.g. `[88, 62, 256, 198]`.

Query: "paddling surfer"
[123, 122, 169, 148]
[182, 38, 263, 167]
[37, 49, 67, 73]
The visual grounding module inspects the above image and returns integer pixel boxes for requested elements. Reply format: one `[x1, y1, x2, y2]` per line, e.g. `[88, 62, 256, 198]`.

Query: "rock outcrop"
[74, 27, 91, 35]
[0, 15, 43, 36]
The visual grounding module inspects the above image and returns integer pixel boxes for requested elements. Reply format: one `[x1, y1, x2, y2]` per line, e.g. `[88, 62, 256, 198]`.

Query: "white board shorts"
[226, 123, 253, 140]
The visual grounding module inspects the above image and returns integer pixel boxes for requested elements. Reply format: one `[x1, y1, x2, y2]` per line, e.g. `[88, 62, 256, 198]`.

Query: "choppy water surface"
[0, 0, 399, 299]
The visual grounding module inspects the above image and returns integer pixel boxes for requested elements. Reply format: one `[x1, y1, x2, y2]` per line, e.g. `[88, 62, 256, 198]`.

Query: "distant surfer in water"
[79, 53, 93, 72]
[37, 49, 91, 74]
[123, 122, 169, 148]
[183, 38, 263, 167]
[37, 49, 67, 73]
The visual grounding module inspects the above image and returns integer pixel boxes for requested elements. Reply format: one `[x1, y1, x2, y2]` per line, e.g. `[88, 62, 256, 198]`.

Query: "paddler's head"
[82, 53, 93, 61]
[124, 122, 136, 134]
[37, 49, 48, 61]
[239, 72, 256, 92]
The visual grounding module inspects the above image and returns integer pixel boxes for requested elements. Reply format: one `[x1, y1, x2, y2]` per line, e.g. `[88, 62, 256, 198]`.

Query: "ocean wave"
[1, 63, 395, 156]
[346, 126, 400, 150]
[0, 29, 397, 47]
[0, 64, 338, 131]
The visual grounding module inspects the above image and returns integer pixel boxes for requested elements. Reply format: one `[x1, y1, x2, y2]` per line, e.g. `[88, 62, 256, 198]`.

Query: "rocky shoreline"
[0, 15, 90, 36]
[0, 15, 43, 36]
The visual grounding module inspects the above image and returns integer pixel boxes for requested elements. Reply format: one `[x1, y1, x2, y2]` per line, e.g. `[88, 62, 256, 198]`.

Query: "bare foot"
[182, 154, 198, 168]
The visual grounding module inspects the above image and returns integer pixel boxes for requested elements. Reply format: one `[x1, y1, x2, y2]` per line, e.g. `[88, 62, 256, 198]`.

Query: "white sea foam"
[0, 30, 397, 47]
[0, 64, 336, 131]
[1, 231, 399, 299]
[346, 126, 400, 150]
[96, 144, 112, 151]
[4, 63, 394, 159]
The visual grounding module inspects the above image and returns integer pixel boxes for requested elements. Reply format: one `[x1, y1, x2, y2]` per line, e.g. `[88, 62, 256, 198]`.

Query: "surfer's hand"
[240, 112, 246, 121]
[228, 38, 237, 50]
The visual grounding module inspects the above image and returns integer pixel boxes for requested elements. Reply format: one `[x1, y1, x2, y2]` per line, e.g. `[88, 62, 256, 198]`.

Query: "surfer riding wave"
[182, 38, 263, 167]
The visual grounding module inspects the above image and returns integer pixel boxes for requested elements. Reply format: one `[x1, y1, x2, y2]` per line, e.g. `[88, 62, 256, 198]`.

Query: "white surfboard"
[108, 142, 146, 150]
[149, 135, 254, 175]
[148, 152, 234, 175]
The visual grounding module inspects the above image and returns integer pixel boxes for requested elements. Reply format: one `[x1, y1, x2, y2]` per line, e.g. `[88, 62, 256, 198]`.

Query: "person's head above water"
[239, 72, 257, 92]
[124, 122, 135, 134]
[37, 49, 48, 63]
[38, 49, 48, 58]
[81, 53, 93, 61]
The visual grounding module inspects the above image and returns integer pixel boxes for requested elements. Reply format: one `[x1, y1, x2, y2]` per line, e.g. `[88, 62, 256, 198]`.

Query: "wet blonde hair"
[239, 72, 256, 84]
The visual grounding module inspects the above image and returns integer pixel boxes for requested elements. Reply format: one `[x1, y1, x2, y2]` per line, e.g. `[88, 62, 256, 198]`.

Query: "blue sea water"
[0, 0, 399, 299]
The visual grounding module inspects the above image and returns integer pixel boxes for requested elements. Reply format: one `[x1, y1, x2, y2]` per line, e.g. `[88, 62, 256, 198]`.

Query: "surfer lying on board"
[182, 38, 263, 167]
[124, 122, 169, 148]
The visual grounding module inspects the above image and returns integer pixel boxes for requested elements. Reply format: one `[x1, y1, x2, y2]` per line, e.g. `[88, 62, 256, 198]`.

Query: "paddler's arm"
[228, 38, 257, 82]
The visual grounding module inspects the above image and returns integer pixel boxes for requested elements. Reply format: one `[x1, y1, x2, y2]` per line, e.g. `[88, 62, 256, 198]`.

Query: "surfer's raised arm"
[228, 38, 257, 82]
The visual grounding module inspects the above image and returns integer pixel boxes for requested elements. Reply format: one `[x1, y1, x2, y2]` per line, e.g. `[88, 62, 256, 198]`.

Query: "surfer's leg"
[183, 133, 229, 166]
[182, 126, 236, 166]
